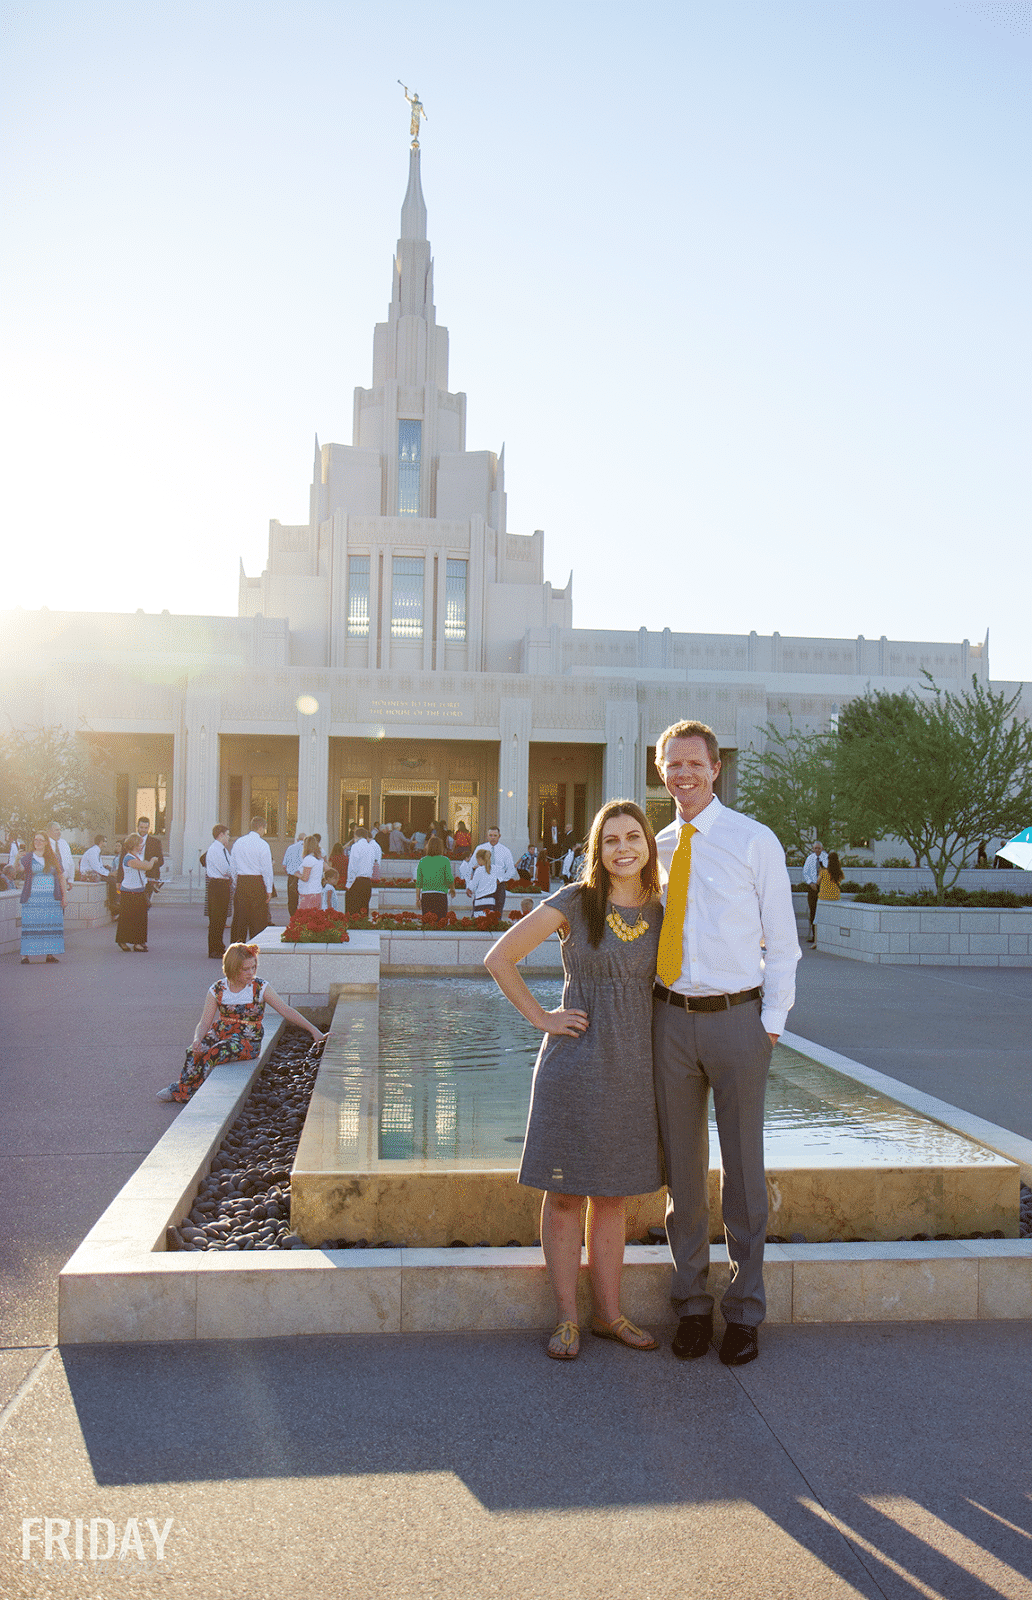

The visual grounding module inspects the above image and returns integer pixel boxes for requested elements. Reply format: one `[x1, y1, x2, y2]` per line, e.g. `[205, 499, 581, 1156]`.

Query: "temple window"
[347, 556, 370, 637]
[445, 559, 467, 641]
[392, 556, 424, 639]
[397, 420, 421, 515]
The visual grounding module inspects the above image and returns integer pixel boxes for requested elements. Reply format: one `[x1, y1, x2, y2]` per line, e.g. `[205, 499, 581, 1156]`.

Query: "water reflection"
[376, 977, 1002, 1168]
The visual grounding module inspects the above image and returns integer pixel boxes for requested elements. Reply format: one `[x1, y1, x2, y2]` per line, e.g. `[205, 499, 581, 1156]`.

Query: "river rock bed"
[167, 1024, 1032, 1251]
[166, 1026, 323, 1252]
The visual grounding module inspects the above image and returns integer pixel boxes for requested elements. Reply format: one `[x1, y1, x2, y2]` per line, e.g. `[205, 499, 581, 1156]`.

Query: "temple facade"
[1, 150, 999, 871]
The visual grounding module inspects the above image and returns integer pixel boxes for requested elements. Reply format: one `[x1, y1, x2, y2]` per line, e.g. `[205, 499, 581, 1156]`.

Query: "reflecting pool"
[375, 977, 1004, 1168]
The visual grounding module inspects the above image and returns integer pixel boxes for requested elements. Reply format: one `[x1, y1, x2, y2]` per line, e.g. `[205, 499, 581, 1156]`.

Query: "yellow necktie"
[656, 823, 696, 987]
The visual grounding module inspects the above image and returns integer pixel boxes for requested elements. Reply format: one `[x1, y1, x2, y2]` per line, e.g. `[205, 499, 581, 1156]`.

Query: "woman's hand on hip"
[541, 1007, 588, 1037]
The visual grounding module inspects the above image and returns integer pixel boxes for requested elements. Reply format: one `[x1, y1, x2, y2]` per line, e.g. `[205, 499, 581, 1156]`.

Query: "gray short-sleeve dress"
[518, 883, 664, 1197]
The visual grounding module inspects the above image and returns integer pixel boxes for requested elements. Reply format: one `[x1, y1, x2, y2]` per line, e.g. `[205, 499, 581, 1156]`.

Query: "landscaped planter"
[252, 926, 380, 1005]
[816, 902, 1032, 966]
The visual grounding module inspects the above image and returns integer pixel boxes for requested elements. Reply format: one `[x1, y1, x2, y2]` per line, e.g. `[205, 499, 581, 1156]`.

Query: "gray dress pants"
[653, 997, 773, 1327]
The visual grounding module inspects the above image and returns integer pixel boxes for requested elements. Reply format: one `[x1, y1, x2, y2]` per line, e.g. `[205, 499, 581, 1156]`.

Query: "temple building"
[1, 148, 998, 871]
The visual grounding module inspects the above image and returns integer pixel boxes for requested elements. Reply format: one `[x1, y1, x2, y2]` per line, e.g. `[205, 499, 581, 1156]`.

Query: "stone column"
[604, 700, 639, 803]
[180, 682, 222, 880]
[296, 696, 331, 848]
[497, 695, 533, 855]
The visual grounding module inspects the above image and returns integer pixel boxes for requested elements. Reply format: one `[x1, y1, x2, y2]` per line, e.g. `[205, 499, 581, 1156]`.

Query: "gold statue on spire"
[398, 83, 427, 149]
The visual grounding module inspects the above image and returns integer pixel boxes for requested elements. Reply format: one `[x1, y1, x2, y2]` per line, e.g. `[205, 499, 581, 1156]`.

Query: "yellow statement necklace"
[606, 902, 650, 942]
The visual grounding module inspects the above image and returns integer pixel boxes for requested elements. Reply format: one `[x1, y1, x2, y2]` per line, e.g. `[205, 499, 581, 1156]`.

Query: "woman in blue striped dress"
[19, 832, 68, 963]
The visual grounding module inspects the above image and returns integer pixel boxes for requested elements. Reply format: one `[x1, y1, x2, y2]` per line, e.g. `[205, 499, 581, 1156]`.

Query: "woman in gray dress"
[485, 800, 663, 1361]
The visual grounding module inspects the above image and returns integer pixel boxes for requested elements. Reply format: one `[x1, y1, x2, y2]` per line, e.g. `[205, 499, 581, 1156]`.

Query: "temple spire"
[400, 146, 427, 241]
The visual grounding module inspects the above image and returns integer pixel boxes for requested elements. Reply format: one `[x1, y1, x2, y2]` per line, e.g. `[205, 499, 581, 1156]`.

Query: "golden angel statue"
[398, 83, 427, 149]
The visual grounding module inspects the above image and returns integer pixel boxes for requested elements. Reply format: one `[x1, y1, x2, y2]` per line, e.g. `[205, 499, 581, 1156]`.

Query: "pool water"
[375, 977, 1003, 1168]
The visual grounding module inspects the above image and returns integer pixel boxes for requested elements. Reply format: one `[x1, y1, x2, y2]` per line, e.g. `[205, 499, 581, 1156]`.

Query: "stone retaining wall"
[0, 882, 112, 957]
[816, 902, 1032, 966]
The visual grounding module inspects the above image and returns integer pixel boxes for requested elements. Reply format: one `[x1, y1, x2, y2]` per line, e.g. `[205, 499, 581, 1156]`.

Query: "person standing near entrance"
[205, 824, 233, 958]
[230, 817, 274, 941]
[282, 832, 305, 917]
[137, 818, 164, 900]
[652, 719, 799, 1368]
[476, 826, 516, 918]
[344, 825, 381, 916]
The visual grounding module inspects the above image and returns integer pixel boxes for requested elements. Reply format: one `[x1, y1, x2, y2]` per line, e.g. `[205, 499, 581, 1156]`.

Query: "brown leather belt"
[652, 983, 762, 1012]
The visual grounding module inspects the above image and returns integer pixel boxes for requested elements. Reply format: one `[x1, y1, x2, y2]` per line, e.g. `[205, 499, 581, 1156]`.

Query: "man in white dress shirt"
[475, 826, 516, 917]
[47, 823, 75, 886]
[344, 825, 381, 916]
[206, 824, 233, 957]
[652, 719, 800, 1368]
[802, 839, 829, 946]
[229, 816, 274, 941]
[79, 835, 109, 881]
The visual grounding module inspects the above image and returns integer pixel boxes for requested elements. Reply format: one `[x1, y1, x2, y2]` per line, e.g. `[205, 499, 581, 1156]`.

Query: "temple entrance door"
[340, 781, 372, 842]
[381, 782, 440, 838]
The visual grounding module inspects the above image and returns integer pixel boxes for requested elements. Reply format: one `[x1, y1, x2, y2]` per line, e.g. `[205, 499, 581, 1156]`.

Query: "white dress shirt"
[79, 845, 108, 877]
[50, 836, 74, 882]
[478, 840, 516, 883]
[802, 850, 829, 886]
[229, 831, 274, 893]
[345, 837, 381, 887]
[206, 840, 232, 881]
[655, 797, 800, 1036]
[282, 840, 304, 876]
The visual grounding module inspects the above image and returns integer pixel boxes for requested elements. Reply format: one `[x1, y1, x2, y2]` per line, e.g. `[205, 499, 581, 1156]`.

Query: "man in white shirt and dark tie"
[652, 719, 800, 1368]
[229, 817, 274, 941]
[475, 827, 516, 918]
[205, 824, 234, 957]
[47, 824, 75, 886]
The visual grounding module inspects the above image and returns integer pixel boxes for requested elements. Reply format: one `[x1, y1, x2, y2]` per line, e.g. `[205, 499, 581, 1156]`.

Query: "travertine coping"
[249, 925, 561, 1002]
[57, 1001, 1032, 1343]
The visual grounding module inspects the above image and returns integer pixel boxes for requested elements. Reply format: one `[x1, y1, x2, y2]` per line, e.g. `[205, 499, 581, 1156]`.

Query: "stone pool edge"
[58, 1033, 1032, 1344]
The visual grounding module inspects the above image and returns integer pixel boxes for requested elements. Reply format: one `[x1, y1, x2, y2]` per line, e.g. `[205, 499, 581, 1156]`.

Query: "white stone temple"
[1, 146, 1004, 872]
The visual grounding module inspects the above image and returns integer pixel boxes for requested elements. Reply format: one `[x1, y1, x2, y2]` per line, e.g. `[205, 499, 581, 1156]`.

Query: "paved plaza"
[2, 904, 1031, 1598]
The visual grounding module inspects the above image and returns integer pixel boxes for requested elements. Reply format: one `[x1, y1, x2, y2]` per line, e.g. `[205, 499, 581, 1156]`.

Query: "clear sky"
[3, 0, 1029, 679]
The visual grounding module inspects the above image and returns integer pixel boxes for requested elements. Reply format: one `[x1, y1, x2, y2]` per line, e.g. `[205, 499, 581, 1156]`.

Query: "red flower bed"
[281, 908, 351, 944]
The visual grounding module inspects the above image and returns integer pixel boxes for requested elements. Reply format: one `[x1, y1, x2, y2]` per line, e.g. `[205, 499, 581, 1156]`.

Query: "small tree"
[0, 725, 108, 842]
[737, 719, 847, 859]
[835, 674, 1032, 902]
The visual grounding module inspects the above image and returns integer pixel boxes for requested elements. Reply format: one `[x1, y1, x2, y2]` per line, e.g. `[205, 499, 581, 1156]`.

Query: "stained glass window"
[347, 556, 370, 637]
[392, 557, 424, 639]
[397, 420, 421, 516]
[445, 559, 467, 642]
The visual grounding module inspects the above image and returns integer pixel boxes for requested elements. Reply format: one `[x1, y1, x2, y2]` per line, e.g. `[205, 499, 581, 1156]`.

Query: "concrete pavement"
[1, 904, 1030, 1598]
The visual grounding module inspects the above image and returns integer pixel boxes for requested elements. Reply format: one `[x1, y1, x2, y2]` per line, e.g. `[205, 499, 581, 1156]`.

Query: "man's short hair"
[249, 816, 266, 831]
[137, 817, 150, 828]
[212, 823, 228, 839]
[354, 825, 370, 840]
[655, 720, 720, 768]
[94, 834, 106, 846]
